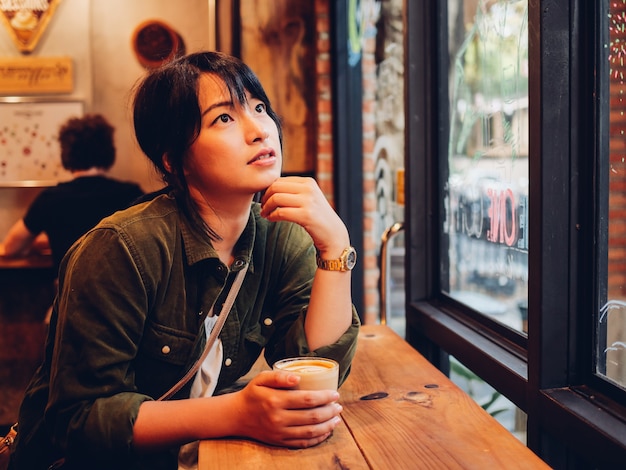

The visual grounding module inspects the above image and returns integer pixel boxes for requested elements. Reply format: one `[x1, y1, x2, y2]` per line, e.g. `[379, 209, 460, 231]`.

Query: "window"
[445, 0, 529, 337]
[405, 0, 626, 467]
[598, 0, 626, 392]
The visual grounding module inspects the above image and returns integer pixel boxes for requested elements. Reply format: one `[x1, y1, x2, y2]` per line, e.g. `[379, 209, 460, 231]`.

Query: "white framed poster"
[0, 99, 83, 187]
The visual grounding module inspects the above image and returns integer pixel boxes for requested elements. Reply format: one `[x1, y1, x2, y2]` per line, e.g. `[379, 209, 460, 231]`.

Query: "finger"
[282, 432, 332, 449]
[251, 369, 300, 389]
[282, 391, 342, 413]
[261, 193, 323, 222]
[261, 205, 304, 222]
[262, 177, 317, 203]
[261, 192, 302, 213]
[295, 402, 343, 424]
[259, 192, 289, 218]
[281, 416, 342, 448]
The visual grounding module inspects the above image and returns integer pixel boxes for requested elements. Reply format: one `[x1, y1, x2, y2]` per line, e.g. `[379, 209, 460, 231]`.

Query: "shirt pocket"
[223, 322, 267, 379]
[141, 321, 197, 366]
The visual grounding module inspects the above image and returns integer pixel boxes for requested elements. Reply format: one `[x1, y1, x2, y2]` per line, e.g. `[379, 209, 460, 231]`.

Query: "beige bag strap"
[158, 264, 248, 401]
[0, 422, 17, 455]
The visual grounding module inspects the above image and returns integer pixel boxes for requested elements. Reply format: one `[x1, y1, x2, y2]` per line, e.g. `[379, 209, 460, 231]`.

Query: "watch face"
[345, 248, 357, 269]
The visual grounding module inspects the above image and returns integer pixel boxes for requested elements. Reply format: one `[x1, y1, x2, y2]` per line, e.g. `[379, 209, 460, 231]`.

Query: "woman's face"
[184, 73, 282, 204]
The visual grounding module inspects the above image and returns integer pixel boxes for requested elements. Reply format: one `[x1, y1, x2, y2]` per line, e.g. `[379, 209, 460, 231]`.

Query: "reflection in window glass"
[598, 0, 626, 389]
[444, 0, 529, 334]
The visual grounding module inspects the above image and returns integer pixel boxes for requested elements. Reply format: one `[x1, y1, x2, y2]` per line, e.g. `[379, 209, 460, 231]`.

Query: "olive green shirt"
[13, 194, 360, 470]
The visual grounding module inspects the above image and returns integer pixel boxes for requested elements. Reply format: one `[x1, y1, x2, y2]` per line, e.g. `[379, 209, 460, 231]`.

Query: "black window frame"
[404, 0, 626, 466]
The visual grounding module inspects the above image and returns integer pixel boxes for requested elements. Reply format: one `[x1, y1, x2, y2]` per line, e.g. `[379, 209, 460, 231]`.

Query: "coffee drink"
[273, 357, 339, 391]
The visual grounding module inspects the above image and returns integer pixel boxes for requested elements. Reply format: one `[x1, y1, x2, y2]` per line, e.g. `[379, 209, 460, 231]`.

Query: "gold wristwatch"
[316, 246, 357, 272]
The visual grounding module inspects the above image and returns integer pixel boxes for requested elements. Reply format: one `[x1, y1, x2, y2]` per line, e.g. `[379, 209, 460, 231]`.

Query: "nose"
[244, 111, 269, 143]
[251, 125, 269, 143]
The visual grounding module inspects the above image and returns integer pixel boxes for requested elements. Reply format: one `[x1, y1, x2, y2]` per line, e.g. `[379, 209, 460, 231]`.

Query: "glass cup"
[273, 357, 339, 391]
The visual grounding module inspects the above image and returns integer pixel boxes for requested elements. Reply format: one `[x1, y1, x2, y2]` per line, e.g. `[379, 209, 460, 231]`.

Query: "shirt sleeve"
[22, 188, 53, 234]
[46, 226, 154, 463]
[262, 222, 360, 386]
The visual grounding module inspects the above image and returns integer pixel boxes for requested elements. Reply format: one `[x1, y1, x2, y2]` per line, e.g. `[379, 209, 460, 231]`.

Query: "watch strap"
[316, 246, 356, 272]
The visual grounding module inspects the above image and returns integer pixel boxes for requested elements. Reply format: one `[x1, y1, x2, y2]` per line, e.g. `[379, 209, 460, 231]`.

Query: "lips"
[248, 148, 276, 164]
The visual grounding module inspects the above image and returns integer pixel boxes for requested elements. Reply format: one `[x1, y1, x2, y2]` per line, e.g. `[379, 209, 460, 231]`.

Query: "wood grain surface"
[199, 325, 551, 469]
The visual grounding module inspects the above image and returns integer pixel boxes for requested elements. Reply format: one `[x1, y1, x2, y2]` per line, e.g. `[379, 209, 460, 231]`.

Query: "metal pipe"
[379, 221, 404, 325]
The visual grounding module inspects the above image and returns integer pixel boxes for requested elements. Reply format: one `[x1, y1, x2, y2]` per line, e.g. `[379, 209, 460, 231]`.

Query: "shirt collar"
[179, 204, 256, 274]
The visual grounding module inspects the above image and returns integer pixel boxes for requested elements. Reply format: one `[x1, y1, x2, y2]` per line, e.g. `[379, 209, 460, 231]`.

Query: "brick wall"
[361, 33, 380, 325]
[315, 0, 335, 204]
[314, 0, 380, 323]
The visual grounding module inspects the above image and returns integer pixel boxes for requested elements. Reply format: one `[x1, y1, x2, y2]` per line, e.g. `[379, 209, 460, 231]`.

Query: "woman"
[9, 51, 359, 470]
[0, 114, 144, 274]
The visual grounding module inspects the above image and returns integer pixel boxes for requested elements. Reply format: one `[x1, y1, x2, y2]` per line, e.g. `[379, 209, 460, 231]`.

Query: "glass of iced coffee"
[273, 357, 339, 391]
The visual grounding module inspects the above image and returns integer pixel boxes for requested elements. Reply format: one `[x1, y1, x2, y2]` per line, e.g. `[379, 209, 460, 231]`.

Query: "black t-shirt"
[23, 175, 144, 272]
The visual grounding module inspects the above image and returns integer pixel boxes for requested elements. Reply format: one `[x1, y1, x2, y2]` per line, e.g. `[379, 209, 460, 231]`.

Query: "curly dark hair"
[59, 114, 116, 171]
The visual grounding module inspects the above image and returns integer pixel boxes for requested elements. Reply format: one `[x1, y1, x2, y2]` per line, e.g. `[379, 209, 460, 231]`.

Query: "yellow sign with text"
[0, 56, 73, 94]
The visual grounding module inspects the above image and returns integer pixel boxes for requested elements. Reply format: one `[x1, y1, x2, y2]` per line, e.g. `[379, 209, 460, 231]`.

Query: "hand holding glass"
[273, 357, 339, 391]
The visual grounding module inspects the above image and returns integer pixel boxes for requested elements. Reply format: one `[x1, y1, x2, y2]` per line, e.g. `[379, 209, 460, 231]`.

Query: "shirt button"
[161, 345, 171, 355]
[198, 310, 203, 316]
[224, 358, 232, 366]
[217, 265, 226, 272]
[234, 259, 245, 268]
[263, 318, 273, 326]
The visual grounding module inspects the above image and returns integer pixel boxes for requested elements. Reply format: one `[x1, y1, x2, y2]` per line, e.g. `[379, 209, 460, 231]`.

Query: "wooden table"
[198, 325, 550, 469]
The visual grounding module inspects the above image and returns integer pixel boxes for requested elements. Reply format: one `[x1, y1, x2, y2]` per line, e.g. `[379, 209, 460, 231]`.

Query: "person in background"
[9, 51, 359, 470]
[0, 113, 144, 273]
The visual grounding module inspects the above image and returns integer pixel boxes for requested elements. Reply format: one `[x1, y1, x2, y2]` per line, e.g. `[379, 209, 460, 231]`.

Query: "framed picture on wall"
[0, 98, 83, 187]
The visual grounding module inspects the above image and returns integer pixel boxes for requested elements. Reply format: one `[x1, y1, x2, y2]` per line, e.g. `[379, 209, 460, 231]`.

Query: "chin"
[265, 171, 281, 184]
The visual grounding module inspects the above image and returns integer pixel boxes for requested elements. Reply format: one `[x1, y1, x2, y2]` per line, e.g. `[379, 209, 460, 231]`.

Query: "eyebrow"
[201, 100, 233, 117]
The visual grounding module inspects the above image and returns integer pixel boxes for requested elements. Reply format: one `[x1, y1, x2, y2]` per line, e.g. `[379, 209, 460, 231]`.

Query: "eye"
[213, 114, 233, 125]
[254, 102, 267, 114]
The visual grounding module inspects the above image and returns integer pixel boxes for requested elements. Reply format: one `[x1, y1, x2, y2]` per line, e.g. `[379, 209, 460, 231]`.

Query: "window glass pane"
[598, 0, 626, 389]
[444, 0, 529, 334]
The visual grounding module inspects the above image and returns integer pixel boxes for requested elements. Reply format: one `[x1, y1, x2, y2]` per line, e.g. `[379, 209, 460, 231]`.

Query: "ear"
[162, 154, 173, 173]
[164, 153, 192, 178]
